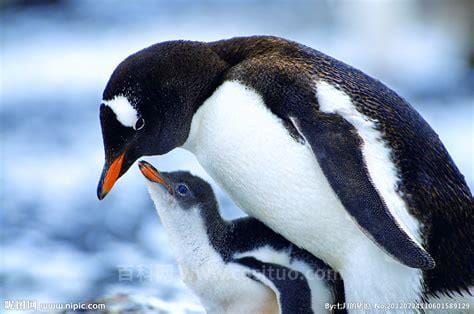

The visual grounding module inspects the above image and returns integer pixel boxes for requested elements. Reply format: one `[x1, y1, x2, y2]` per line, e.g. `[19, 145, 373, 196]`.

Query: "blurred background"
[1, 0, 473, 310]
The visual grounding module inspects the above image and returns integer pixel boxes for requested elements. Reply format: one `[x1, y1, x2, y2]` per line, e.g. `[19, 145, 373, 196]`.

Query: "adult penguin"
[96, 36, 473, 308]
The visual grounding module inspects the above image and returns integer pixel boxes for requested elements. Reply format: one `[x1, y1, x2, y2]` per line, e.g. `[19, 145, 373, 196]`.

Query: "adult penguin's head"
[97, 40, 228, 199]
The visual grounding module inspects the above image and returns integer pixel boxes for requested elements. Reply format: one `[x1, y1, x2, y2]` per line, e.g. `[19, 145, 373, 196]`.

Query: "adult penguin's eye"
[134, 117, 145, 130]
[176, 184, 189, 196]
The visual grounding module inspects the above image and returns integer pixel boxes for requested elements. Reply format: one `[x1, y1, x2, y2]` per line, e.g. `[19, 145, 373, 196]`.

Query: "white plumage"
[103, 95, 138, 128]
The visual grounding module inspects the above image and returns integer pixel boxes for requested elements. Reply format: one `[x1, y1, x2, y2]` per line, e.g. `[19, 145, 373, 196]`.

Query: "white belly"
[183, 81, 364, 267]
[182, 80, 425, 307]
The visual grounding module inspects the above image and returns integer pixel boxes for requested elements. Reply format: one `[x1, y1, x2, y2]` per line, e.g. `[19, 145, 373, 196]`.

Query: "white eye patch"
[103, 95, 138, 128]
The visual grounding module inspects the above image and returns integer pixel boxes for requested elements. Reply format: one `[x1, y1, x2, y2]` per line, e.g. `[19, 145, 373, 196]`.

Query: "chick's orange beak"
[138, 160, 172, 193]
[97, 152, 126, 200]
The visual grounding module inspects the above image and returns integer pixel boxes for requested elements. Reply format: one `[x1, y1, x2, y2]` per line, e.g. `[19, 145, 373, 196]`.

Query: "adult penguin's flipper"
[289, 115, 435, 270]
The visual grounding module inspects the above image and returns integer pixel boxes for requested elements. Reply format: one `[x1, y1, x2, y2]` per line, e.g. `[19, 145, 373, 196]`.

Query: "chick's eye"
[134, 117, 145, 130]
[176, 184, 188, 196]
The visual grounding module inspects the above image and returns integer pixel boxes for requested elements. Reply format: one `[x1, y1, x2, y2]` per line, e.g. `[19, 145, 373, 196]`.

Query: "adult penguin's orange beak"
[97, 151, 126, 200]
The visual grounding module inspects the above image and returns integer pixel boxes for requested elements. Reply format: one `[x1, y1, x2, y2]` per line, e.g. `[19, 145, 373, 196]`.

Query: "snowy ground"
[1, 0, 472, 309]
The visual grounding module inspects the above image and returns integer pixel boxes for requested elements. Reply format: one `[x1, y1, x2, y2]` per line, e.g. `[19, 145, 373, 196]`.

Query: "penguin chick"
[138, 160, 345, 314]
